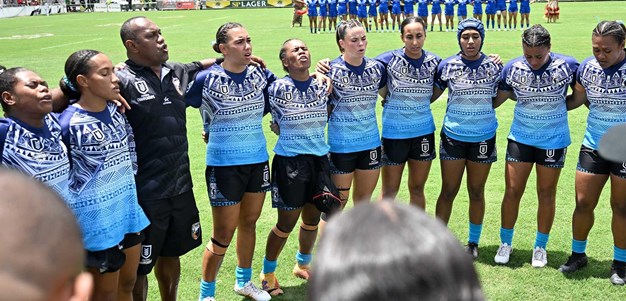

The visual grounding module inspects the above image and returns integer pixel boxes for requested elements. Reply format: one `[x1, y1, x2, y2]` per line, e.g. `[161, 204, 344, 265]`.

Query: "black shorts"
[86, 232, 145, 274]
[577, 145, 626, 178]
[137, 190, 202, 275]
[506, 139, 566, 168]
[272, 154, 331, 211]
[382, 133, 436, 165]
[206, 161, 271, 207]
[329, 146, 382, 174]
[439, 132, 497, 163]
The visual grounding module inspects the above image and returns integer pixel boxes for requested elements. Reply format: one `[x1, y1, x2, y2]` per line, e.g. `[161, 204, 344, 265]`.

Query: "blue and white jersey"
[327, 56, 386, 153]
[500, 53, 579, 149]
[577, 55, 626, 150]
[186, 64, 276, 166]
[444, 0, 455, 16]
[357, 0, 368, 17]
[269, 76, 330, 157]
[368, 0, 377, 16]
[436, 54, 501, 142]
[59, 103, 149, 251]
[391, 0, 401, 15]
[338, 0, 347, 14]
[404, 0, 414, 14]
[519, 0, 530, 13]
[417, 0, 429, 16]
[457, 0, 468, 16]
[485, 0, 496, 14]
[431, 0, 443, 14]
[376, 49, 441, 139]
[307, 0, 318, 16]
[0, 115, 70, 201]
[319, 0, 328, 15]
[472, 0, 483, 15]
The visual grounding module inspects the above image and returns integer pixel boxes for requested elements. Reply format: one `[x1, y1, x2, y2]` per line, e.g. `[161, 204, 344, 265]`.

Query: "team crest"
[284, 91, 293, 101]
[91, 128, 105, 142]
[421, 139, 430, 154]
[172, 77, 182, 95]
[141, 245, 152, 259]
[134, 80, 149, 94]
[342, 76, 349, 84]
[369, 149, 379, 165]
[220, 84, 229, 94]
[263, 165, 270, 187]
[401, 67, 409, 75]
[191, 222, 201, 240]
[546, 149, 556, 163]
[30, 138, 43, 151]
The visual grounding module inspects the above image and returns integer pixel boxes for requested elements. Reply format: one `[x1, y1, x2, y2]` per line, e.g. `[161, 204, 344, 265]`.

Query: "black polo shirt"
[116, 60, 203, 200]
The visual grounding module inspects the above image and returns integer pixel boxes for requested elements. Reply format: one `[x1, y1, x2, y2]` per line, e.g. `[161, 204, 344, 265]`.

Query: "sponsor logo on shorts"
[209, 182, 217, 199]
[140, 245, 152, 265]
[134, 80, 149, 94]
[421, 138, 430, 157]
[262, 165, 270, 188]
[545, 149, 556, 163]
[369, 149, 379, 165]
[620, 162, 626, 174]
[191, 222, 201, 240]
[477, 141, 488, 159]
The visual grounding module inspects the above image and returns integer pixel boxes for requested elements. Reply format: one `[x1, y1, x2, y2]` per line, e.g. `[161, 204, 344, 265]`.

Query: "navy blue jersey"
[500, 53, 578, 149]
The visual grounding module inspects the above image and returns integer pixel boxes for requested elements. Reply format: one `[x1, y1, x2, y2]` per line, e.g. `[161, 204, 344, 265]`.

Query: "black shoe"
[558, 253, 588, 273]
[465, 242, 479, 260]
[610, 260, 626, 285]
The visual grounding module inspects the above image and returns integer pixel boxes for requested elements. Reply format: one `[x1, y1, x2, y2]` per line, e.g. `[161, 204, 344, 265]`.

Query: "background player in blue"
[0, 67, 70, 202]
[508, 0, 518, 30]
[187, 23, 274, 301]
[457, 0, 468, 21]
[391, 0, 402, 32]
[319, 0, 329, 33]
[484, 0, 496, 30]
[558, 21, 626, 285]
[490, 26, 579, 268]
[519, 0, 532, 30]
[403, 0, 414, 18]
[495, 0, 507, 30]
[378, 0, 390, 32]
[433, 18, 502, 260]
[431, 0, 443, 32]
[349, 0, 358, 20]
[259, 39, 331, 298]
[368, 0, 379, 32]
[472, 0, 483, 21]
[328, 0, 338, 31]
[338, 0, 348, 20]
[444, 0, 455, 32]
[58, 49, 150, 301]
[416, 0, 429, 29]
[307, 0, 319, 34]
[356, 0, 369, 31]
[376, 17, 441, 209]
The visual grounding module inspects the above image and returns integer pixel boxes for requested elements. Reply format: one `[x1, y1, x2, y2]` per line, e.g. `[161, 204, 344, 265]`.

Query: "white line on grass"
[41, 38, 104, 50]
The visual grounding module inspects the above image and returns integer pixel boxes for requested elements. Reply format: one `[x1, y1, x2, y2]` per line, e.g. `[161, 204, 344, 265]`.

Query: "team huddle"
[1, 12, 625, 301]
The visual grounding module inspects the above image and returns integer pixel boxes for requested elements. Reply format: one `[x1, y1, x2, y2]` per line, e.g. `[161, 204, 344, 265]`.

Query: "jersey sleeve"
[563, 55, 580, 88]
[0, 119, 10, 161]
[375, 50, 394, 68]
[121, 112, 138, 175]
[263, 68, 278, 116]
[185, 69, 210, 108]
[434, 60, 448, 90]
[498, 60, 514, 91]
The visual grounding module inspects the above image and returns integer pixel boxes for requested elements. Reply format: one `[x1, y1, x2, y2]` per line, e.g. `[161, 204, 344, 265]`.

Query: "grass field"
[2, 1, 626, 300]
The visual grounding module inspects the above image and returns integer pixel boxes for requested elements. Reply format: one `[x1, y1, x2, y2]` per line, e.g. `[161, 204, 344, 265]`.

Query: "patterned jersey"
[436, 53, 502, 142]
[577, 54, 626, 150]
[186, 64, 276, 166]
[327, 56, 386, 153]
[376, 49, 441, 139]
[500, 53, 578, 149]
[0, 115, 70, 201]
[59, 103, 149, 251]
[269, 76, 330, 157]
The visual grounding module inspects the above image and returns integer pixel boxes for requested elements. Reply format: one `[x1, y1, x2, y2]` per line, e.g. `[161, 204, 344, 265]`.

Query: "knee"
[467, 185, 485, 201]
[118, 274, 138, 295]
[537, 186, 557, 204]
[574, 197, 596, 213]
[408, 183, 425, 196]
[504, 185, 524, 202]
[611, 200, 626, 217]
[213, 228, 236, 244]
[439, 188, 459, 202]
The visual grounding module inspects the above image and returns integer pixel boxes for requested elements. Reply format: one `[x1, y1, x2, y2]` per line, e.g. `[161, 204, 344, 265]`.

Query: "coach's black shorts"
[272, 154, 331, 211]
[439, 132, 497, 163]
[87, 232, 145, 274]
[329, 146, 382, 174]
[137, 190, 202, 275]
[383, 133, 436, 165]
[506, 139, 566, 168]
[206, 161, 271, 207]
[577, 145, 626, 178]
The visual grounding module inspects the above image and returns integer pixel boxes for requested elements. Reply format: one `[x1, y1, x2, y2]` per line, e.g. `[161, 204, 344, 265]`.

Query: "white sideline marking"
[41, 38, 104, 50]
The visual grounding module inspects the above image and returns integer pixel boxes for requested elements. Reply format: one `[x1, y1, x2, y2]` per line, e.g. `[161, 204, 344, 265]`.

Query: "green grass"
[2, 2, 626, 300]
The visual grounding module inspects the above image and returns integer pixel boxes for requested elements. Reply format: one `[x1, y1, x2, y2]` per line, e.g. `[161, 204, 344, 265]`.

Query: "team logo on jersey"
[29, 138, 43, 151]
[545, 149, 556, 163]
[191, 222, 201, 240]
[341, 76, 349, 84]
[401, 66, 409, 75]
[220, 85, 229, 94]
[284, 91, 293, 101]
[140, 245, 152, 265]
[134, 80, 149, 94]
[172, 77, 182, 96]
[91, 128, 105, 142]
[477, 141, 488, 159]
[163, 97, 172, 105]
[262, 165, 270, 187]
[520, 75, 528, 84]
[369, 149, 379, 165]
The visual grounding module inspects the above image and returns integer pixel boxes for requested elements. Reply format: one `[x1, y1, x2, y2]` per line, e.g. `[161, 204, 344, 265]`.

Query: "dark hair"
[593, 21, 626, 45]
[59, 49, 102, 100]
[335, 19, 364, 53]
[279, 38, 302, 73]
[0, 67, 28, 113]
[120, 16, 147, 44]
[308, 201, 485, 301]
[400, 16, 427, 35]
[522, 24, 551, 48]
[213, 22, 244, 54]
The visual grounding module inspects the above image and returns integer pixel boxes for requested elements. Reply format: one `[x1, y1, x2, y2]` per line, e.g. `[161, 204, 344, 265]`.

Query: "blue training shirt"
[436, 53, 502, 142]
[500, 53, 579, 149]
[0, 114, 70, 201]
[186, 64, 276, 166]
[577, 54, 626, 150]
[327, 56, 386, 153]
[59, 103, 149, 251]
[269, 76, 330, 157]
[376, 49, 441, 139]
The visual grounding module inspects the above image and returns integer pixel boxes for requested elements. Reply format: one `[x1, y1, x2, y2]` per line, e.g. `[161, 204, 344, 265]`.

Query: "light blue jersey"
[578, 55, 626, 150]
[376, 49, 441, 139]
[186, 64, 276, 166]
[0, 115, 70, 201]
[436, 53, 501, 142]
[500, 53, 579, 149]
[269, 76, 330, 157]
[327, 56, 386, 153]
[59, 103, 149, 251]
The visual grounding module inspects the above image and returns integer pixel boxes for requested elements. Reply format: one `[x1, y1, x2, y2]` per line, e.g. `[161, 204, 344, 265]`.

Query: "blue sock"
[491, 20, 495, 28]
[572, 239, 587, 254]
[235, 266, 252, 288]
[534, 231, 550, 249]
[296, 251, 312, 266]
[199, 280, 216, 299]
[614, 246, 626, 262]
[263, 257, 277, 274]
[468, 222, 483, 245]
[500, 227, 514, 245]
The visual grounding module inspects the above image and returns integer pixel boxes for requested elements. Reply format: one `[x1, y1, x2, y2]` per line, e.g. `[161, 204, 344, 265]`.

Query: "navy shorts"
[329, 146, 382, 174]
[272, 154, 331, 211]
[577, 145, 626, 178]
[439, 132, 497, 163]
[382, 133, 436, 165]
[506, 139, 566, 168]
[87, 232, 145, 274]
[206, 162, 271, 206]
